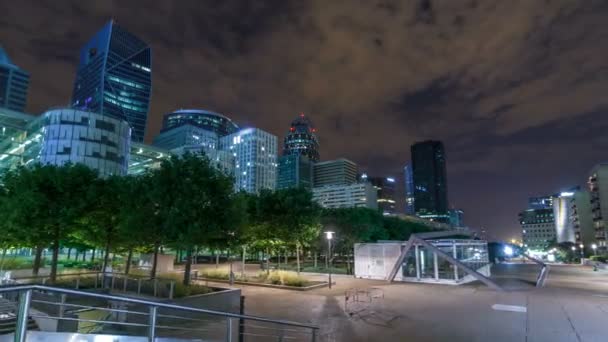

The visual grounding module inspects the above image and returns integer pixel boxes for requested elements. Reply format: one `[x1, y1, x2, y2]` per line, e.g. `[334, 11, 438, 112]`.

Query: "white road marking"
[492, 304, 527, 313]
[592, 294, 608, 298]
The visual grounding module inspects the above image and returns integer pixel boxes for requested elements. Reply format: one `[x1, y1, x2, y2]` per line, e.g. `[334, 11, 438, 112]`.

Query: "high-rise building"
[520, 208, 555, 250]
[161, 109, 239, 136]
[312, 183, 377, 209]
[529, 196, 554, 210]
[411, 140, 448, 223]
[367, 176, 397, 215]
[153, 124, 219, 151]
[219, 128, 277, 193]
[72, 21, 151, 142]
[39, 108, 131, 177]
[403, 164, 415, 215]
[313, 159, 357, 187]
[449, 209, 464, 228]
[552, 191, 576, 244]
[283, 113, 319, 162]
[0, 46, 29, 112]
[588, 164, 608, 248]
[276, 154, 313, 189]
[569, 190, 594, 248]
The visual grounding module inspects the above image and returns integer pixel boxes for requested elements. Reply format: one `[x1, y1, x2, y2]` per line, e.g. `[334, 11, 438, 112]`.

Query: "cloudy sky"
[1, 0, 607, 240]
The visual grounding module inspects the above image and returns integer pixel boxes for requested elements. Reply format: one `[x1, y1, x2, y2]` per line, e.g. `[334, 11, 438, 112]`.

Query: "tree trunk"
[83, 251, 87, 262]
[241, 246, 246, 278]
[215, 252, 219, 269]
[124, 248, 133, 275]
[285, 251, 288, 265]
[67, 248, 72, 260]
[90, 249, 95, 262]
[32, 246, 43, 276]
[314, 252, 318, 269]
[150, 243, 160, 279]
[50, 232, 60, 284]
[296, 244, 301, 274]
[75, 250, 79, 261]
[183, 247, 193, 286]
[266, 248, 270, 275]
[277, 250, 281, 269]
[0, 248, 6, 271]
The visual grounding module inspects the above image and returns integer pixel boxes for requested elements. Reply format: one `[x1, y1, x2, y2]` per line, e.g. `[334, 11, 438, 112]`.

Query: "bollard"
[169, 281, 175, 300]
[137, 278, 142, 295]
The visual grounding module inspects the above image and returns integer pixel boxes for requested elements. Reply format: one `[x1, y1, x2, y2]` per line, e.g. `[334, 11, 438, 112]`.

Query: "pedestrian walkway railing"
[0, 285, 319, 341]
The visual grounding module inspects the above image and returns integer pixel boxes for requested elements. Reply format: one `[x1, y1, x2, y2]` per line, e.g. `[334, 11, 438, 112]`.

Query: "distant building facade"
[367, 176, 397, 215]
[588, 164, 608, 248]
[153, 124, 219, 151]
[72, 21, 151, 142]
[411, 140, 449, 223]
[312, 182, 378, 209]
[313, 159, 357, 187]
[39, 108, 131, 176]
[520, 208, 555, 250]
[403, 164, 415, 215]
[0, 46, 29, 112]
[220, 128, 277, 193]
[569, 190, 594, 248]
[449, 209, 464, 228]
[276, 154, 313, 189]
[529, 196, 554, 210]
[161, 109, 239, 136]
[282, 113, 319, 162]
[552, 191, 576, 244]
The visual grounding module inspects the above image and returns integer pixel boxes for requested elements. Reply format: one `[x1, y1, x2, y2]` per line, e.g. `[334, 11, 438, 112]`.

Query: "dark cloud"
[1, 0, 608, 240]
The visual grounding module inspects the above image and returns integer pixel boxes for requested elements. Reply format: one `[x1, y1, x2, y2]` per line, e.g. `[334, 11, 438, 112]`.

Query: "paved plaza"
[196, 263, 608, 341]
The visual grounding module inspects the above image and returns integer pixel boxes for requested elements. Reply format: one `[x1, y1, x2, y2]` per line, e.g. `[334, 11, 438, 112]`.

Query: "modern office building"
[529, 196, 554, 210]
[569, 190, 594, 248]
[411, 140, 449, 223]
[0, 46, 29, 112]
[72, 21, 151, 142]
[552, 191, 576, 244]
[153, 124, 219, 151]
[282, 113, 319, 162]
[276, 154, 313, 189]
[520, 208, 555, 250]
[39, 108, 131, 176]
[312, 182, 377, 209]
[219, 128, 277, 193]
[367, 176, 397, 215]
[313, 158, 357, 187]
[161, 109, 239, 136]
[588, 164, 608, 248]
[404, 164, 415, 215]
[449, 209, 465, 228]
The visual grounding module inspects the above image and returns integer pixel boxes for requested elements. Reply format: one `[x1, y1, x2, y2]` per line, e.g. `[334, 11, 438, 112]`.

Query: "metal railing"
[0, 285, 319, 341]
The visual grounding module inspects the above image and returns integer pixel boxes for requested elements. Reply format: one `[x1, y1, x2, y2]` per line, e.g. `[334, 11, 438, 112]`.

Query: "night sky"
[2, 0, 608, 241]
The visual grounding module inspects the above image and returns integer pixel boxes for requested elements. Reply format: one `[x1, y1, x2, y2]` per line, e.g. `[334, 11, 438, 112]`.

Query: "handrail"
[0, 284, 319, 331]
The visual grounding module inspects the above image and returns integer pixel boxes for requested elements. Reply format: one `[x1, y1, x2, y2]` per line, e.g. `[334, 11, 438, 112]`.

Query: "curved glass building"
[40, 108, 131, 177]
[283, 113, 319, 162]
[161, 109, 239, 136]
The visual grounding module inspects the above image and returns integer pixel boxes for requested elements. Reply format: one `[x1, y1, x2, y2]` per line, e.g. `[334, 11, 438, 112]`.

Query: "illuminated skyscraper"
[404, 164, 415, 215]
[411, 140, 449, 223]
[0, 46, 29, 112]
[283, 113, 319, 162]
[367, 176, 397, 215]
[72, 21, 151, 142]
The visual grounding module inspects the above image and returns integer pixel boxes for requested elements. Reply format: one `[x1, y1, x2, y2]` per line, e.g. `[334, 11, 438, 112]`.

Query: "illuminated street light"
[592, 243, 598, 256]
[504, 246, 514, 257]
[571, 246, 576, 251]
[324, 231, 334, 289]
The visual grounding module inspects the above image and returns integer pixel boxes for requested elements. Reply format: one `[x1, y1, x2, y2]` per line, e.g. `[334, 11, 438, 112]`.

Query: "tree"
[153, 152, 235, 285]
[1, 164, 98, 282]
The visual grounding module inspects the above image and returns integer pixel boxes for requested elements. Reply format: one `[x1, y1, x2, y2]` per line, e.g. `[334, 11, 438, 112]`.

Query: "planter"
[195, 277, 329, 291]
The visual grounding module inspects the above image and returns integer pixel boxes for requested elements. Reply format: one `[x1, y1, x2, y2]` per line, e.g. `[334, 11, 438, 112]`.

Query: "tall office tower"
[367, 176, 397, 215]
[552, 191, 577, 244]
[219, 128, 277, 193]
[588, 164, 608, 249]
[411, 140, 449, 223]
[72, 21, 151, 142]
[313, 158, 358, 187]
[449, 209, 464, 228]
[569, 190, 594, 248]
[283, 113, 319, 162]
[528, 196, 554, 210]
[276, 154, 313, 189]
[404, 164, 415, 215]
[0, 46, 29, 111]
[520, 208, 555, 250]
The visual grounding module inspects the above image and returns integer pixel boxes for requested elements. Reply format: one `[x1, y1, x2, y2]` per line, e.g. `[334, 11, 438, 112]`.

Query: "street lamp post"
[579, 244, 584, 259]
[324, 231, 334, 289]
[592, 243, 598, 256]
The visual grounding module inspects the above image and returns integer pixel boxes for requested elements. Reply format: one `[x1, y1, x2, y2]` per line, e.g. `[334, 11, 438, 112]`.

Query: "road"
[197, 263, 608, 341]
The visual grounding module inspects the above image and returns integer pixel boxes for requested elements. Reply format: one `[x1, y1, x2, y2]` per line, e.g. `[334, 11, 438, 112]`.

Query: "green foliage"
[257, 270, 308, 287]
[201, 269, 231, 280]
[590, 255, 608, 263]
[0, 258, 32, 270]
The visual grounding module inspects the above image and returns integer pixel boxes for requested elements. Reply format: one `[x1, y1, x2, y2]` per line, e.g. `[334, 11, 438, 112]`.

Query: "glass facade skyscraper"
[367, 176, 397, 215]
[162, 109, 239, 136]
[72, 21, 151, 142]
[283, 113, 319, 162]
[0, 46, 29, 112]
[277, 154, 313, 189]
[411, 140, 449, 223]
[404, 164, 415, 215]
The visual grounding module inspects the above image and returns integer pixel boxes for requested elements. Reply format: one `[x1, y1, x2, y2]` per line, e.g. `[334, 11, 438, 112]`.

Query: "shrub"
[172, 282, 213, 298]
[201, 269, 230, 280]
[259, 270, 307, 287]
[590, 255, 608, 263]
[0, 258, 32, 270]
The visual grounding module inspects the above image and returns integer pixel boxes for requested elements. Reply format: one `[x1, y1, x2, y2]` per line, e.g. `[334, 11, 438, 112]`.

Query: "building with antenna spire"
[282, 113, 319, 162]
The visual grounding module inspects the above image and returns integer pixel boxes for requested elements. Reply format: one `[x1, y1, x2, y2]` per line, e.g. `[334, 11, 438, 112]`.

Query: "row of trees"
[0, 152, 433, 285]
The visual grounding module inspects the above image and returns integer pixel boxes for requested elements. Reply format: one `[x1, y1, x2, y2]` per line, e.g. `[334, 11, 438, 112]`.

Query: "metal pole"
[138, 278, 142, 295]
[238, 296, 245, 342]
[415, 245, 420, 280]
[433, 252, 439, 281]
[75, 277, 80, 290]
[311, 328, 317, 342]
[169, 281, 175, 300]
[15, 289, 32, 342]
[59, 294, 67, 318]
[154, 279, 158, 297]
[226, 317, 233, 342]
[124, 277, 128, 292]
[148, 306, 157, 342]
[328, 238, 332, 289]
[453, 244, 459, 281]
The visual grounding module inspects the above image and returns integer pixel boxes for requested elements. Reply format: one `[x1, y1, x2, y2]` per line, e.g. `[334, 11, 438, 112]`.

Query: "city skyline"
[2, 1, 608, 240]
